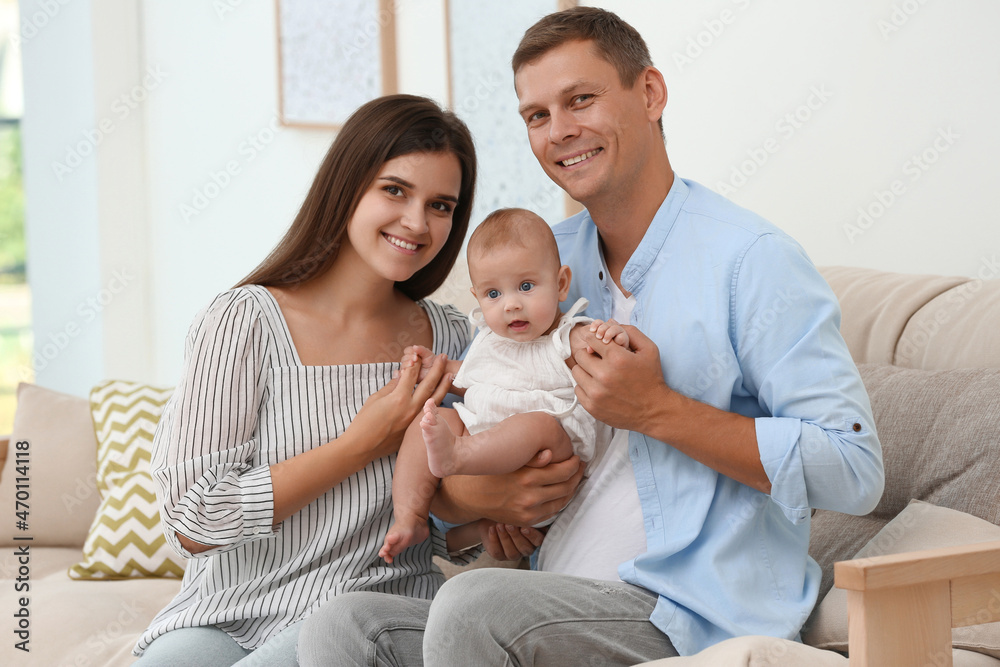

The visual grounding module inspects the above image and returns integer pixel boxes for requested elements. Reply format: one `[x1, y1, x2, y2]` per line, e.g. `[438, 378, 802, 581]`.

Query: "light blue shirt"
[553, 177, 884, 656]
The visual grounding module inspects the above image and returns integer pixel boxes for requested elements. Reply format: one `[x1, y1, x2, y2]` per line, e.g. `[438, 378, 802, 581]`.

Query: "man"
[422, 7, 883, 664]
[297, 8, 883, 666]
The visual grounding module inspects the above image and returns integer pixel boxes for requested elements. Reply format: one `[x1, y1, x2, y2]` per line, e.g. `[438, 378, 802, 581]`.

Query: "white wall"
[17, 0, 1000, 393]
[601, 0, 1000, 278]
[140, 0, 451, 387]
[140, 1, 335, 386]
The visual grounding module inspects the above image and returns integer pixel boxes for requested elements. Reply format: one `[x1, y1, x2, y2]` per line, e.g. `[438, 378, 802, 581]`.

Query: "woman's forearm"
[174, 431, 376, 555]
[270, 430, 374, 525]
[171, 355, 451, 553]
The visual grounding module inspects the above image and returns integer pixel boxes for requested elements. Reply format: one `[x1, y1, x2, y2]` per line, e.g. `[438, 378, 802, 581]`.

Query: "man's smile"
[558, 148, 602, 167]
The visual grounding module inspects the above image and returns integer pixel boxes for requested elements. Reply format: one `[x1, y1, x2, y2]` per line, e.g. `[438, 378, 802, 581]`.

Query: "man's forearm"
[431, 454, 585, 527]
[431, 475, 484, 525]
[642, 385, 770, 494]
[572, 326, 771, 494]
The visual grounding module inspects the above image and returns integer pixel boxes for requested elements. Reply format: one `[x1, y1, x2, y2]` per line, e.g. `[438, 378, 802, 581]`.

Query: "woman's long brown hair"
[237, 94, 477, 300]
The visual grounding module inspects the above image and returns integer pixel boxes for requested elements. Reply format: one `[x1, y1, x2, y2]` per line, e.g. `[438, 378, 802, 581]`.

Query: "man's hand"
[432, 452, 585, 526]
[571, 324, 673, 433]
[572, 324, 771, 493]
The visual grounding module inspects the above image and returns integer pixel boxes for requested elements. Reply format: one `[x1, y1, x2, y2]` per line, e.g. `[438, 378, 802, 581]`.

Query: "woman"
[134, 94, 481, 666]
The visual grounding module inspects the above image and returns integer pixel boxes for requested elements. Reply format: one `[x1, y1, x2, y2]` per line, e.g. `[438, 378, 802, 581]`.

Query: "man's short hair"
[512, 6, 653, 88]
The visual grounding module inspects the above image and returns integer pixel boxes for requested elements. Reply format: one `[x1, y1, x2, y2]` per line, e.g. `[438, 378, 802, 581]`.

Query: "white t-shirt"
[536, 268, 647, 581]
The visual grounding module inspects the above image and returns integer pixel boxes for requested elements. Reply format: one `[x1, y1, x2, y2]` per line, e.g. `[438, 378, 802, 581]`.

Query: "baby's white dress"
[451, 297, 597, 463]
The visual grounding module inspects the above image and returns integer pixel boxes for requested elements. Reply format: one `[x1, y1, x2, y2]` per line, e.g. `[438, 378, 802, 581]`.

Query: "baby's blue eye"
[487, 289, 500, 299]
[520, 282, 534, 292]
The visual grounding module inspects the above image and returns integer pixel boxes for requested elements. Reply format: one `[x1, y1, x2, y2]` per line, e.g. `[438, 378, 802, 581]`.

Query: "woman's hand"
[480, 521, 545, 560]
[347, 351, 451, 460]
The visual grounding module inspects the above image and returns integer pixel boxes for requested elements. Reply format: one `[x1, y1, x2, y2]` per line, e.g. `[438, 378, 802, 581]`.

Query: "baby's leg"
[380, 414, 441, 563]
[420, 401, 471, 478]
[424, 402, 574, 478]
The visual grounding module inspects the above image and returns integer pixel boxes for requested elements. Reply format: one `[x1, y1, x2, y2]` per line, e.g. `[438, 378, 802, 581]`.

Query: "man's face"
[515, 39, 656, 207]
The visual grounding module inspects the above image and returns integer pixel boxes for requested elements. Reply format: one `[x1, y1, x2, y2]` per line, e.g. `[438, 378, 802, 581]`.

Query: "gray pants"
[297, 569, 678, 666]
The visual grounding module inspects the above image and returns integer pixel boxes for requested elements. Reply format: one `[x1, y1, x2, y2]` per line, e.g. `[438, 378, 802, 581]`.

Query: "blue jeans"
[136, 621, 301, 666]
[298, 570, 677, 666]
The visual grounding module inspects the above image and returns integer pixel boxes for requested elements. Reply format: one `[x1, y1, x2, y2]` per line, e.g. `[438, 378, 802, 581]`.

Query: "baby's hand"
[589, 319, 629, 350]
[402, 345, 441, 382]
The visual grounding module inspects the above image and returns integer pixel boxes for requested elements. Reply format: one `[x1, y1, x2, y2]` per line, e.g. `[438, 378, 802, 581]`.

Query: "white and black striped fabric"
[136, 285, 472, 654]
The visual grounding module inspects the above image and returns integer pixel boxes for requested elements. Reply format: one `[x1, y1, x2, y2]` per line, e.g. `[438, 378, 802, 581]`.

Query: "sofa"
[2, 264, 999, 667]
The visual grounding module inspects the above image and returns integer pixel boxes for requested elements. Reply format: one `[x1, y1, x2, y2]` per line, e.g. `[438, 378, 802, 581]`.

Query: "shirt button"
[852, 422, 862, 432]
[599, 271, 604, 280]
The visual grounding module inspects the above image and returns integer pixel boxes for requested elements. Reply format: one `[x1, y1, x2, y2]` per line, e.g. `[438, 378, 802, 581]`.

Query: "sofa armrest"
[834, 540, 1000, 666]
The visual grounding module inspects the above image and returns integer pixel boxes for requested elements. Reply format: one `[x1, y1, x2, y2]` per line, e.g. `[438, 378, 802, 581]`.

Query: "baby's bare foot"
[380, 515, 429, 564]
[422, 399, 458, 477]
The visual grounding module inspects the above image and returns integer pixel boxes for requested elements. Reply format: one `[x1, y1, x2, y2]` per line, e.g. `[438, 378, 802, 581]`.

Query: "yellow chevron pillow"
[69, 380, 185, 579]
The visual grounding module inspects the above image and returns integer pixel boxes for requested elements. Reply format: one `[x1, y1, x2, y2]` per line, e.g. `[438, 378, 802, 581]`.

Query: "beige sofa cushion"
[0, 547, 180, 667]
[809, 364, 1000, 601]
[639, 635, 848, 666]
[805, 500, 1000, 658]
[635, 639, 999, 666]
[819, 266, 967, 365]
[896, 277, 1000, 370]
[0, 383, 101, 547]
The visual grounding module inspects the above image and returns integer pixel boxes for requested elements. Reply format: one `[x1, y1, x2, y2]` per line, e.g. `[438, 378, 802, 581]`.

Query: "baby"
[380, 207, 629, 563]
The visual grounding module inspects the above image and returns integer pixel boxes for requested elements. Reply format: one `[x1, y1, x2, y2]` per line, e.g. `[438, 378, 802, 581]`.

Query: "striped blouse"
[136, 285, 473, 654]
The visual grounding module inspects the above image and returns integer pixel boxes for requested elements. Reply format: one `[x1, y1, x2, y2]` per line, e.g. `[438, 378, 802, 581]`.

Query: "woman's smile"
[382, 232, 423, 254]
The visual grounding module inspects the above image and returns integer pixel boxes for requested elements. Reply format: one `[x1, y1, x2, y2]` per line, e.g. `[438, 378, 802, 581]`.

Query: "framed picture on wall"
[445, 0, 582, 224]
[275, 0, 398, 128]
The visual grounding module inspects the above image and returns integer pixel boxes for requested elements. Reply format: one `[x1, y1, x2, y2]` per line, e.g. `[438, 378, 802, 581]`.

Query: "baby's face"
[470, 243, 569, 342]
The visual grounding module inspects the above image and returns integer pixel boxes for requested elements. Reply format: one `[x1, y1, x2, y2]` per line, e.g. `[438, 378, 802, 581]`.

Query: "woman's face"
[343, 151, 463, 285]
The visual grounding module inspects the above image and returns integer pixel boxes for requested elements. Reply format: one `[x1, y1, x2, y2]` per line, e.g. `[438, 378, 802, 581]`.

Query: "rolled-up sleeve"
[733, 234, 884, 522]
[151, 291, 278, 558]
